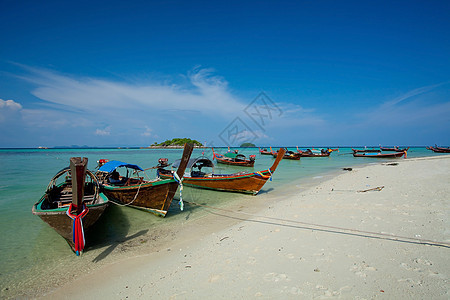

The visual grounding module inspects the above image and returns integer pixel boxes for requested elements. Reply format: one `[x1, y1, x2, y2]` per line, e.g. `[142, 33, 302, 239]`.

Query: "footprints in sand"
[263, 272, 290, 282]
[400, 257, 438, 275]
[350, 261, 377, 277]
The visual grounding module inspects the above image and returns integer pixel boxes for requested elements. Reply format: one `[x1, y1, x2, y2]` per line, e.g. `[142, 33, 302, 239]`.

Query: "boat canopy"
[224, 153, 246, 159]
[98, 160, 144, 173]
[172, 157, 214, 169]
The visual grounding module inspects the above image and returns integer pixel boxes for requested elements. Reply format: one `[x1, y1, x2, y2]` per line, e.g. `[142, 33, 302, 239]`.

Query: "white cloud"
[95, 127, 111, 136]
[141, 126, 152, 137]
[0, 99, 22, 110]
[0, 99, 23, 122]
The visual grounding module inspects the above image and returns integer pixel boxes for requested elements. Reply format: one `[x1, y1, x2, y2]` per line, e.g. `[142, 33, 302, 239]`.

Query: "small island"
[144, 138, 204, 149]
[240, 142, 256, 147]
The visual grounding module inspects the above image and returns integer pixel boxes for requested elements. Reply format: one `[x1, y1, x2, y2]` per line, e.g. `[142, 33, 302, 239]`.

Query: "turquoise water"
[0, 147, 442, 297]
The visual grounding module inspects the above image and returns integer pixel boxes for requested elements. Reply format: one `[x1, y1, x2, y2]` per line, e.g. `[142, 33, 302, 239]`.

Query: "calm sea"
[0, 147, 441, 297]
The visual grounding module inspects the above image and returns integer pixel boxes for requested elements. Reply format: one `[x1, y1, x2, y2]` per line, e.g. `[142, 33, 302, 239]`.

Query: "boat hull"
[353, 152, 405, 158]
[215, 157, 255, 167]
[101, 180, 179, 216]
[272, 153, 301, 160]
[32, 194, 109, 250]
[428, 147, 450, 153]
[159, 170, 272, 195]
[299, 152, 330, 157]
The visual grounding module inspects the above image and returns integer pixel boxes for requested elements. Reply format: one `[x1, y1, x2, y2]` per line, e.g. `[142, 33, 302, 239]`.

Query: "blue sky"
[0, 0, 449, 147]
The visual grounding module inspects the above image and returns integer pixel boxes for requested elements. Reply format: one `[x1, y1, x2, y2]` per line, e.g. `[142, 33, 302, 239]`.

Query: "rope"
[252, 169, 273, 181]
[182, 201, 450, 248]
[109, 181, 144, 207]
[172, 171, 184, 211]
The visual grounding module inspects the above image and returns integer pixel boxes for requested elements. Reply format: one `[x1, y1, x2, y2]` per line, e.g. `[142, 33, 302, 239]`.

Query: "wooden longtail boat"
[212, 148, 255, 167]
[353, 151, 406, 158]
[427, 146, 450, 153]
[380, 146, 410, 152]
[297, 146, 331, 157]
[32, 157, 109, 255]
[96, 143, 193, 217]
[158, 148, 286, 195]
[272, 148, 301, 160]
[259, 147, 275, 155]
[352, 148, 381, 153]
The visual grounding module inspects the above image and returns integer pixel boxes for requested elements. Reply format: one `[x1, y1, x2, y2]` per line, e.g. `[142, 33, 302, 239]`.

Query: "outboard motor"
[97, 159, 109, 168]
[158, 158, 169, 168]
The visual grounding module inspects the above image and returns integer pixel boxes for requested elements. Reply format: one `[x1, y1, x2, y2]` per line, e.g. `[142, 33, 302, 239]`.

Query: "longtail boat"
[380, 146, 410, 152]
[427, 146, 450, 153]
[259, 147, 275, 155]
[158, 148, 286, 195]
[96, 143, 193, 216]
[212, 148, 255, 167]
[32, 157, 109, 255]
[297, 146, 331, 157]
[272, 148, 301, 160]
[353, 151, 406, 158]
[352, 148, 381, 153]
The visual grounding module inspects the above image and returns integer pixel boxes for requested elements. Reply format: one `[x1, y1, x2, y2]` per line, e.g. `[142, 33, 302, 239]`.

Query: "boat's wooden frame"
[212, 148, 255, 167]
[32, 157, 109, 253]
[97, 143, 194, 217]
[158, 148, 286, 195]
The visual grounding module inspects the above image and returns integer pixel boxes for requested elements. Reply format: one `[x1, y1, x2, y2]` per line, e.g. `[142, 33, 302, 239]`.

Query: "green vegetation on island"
[240, 142, 256, 147]
[151, 138, 203, 147]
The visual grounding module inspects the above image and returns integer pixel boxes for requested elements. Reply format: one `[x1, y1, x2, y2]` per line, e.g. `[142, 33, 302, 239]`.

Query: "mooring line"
[184, 200, 450, 248]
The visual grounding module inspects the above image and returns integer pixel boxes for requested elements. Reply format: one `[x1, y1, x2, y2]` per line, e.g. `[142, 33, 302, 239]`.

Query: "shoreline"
[43, 155, 450, 299]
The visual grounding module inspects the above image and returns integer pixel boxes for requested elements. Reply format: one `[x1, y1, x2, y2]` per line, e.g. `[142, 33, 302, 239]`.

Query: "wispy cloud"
[358, 81, 450, 126]
[381, 82, 448, 109]
[17, 66, 245, 118]
[4, 65, 250, 146]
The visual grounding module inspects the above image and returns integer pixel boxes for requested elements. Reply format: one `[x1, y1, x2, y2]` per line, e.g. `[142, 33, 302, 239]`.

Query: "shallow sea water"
[0, 146, 441, 298]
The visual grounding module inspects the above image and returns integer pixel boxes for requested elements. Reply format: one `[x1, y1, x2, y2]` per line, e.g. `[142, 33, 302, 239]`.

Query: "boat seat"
[57, 194, 96, 207]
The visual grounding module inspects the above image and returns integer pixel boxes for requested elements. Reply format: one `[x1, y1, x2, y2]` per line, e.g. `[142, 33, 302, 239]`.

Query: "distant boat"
[259, 147, 275, 155]
[96, 143, 193, 217]
[297, 146, 331, 157]
[427, 146, 450, 153]
[158, 148, 286, 195]
[212, 148, 255, 167]
[353, 151, 406, 158]
[272, 148, 301, 160]
[352, 148, 381, 153]
[32, 157, 109, 255]
[380, 146, 410, 152]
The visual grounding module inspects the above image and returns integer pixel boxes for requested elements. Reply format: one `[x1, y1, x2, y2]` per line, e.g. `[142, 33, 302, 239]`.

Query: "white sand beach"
[45, 156, 450, 299]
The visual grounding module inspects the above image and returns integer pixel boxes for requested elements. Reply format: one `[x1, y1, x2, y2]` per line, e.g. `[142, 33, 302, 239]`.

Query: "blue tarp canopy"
[98, 160, 144, 173]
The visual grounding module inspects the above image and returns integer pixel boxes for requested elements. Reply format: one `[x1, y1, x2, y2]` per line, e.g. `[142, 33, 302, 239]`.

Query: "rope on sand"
[183, 200, 450, 248]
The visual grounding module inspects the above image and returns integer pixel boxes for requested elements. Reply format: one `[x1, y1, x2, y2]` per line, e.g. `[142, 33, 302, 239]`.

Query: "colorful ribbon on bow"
[66, 203, 89, 256]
